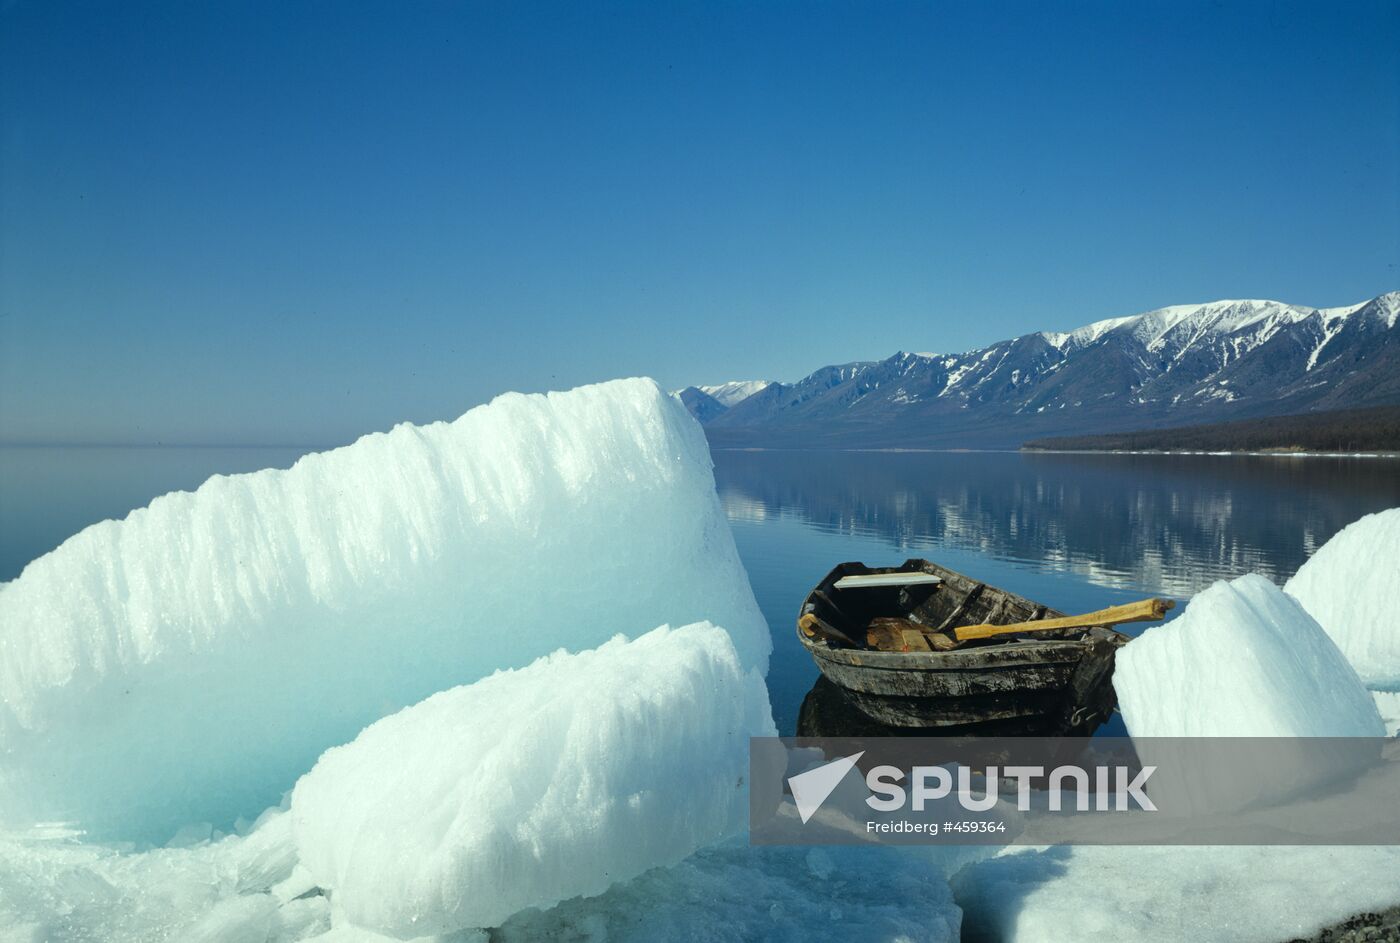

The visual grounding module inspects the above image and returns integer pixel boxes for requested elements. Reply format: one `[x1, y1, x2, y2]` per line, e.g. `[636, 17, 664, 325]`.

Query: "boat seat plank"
[865, 618, 906, 652]
[900, 628, 934, 652]
[866, 617, 957, 653]
[835, 573, 943, 590]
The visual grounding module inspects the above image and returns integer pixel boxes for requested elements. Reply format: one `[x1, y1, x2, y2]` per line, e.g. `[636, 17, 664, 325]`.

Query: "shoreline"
[710, 446, 1400, 458]
[1290, 904, 1400, 942]
[1020, 448, 1400, 459]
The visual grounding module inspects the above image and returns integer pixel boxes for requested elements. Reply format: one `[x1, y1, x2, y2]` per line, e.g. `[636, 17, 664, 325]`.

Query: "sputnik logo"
[787, 751, 865, 824]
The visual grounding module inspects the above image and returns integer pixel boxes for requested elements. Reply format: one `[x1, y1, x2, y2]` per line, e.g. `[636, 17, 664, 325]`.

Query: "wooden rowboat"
[797, 559, 1169, 736]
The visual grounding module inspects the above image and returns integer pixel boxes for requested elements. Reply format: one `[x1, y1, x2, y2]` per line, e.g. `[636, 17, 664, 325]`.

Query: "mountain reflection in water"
[714, 450, 1400, 597]
[713, 449, 1400, 734]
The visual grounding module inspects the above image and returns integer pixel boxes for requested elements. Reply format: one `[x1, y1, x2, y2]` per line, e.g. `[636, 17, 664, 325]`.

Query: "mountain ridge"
[678, 292, 1400, 449]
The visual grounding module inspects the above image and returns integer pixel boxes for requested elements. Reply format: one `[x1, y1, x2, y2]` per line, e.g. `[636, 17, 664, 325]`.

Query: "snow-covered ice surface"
[953, 845, 1400, 943]
[1285, 508, 1400, 689]
[0, 378, 769, 842]
[0, 837, 968, 943]
[1115, 574, 1383, 739]
[0, 809, 323, 943]
[291, 623, 775, 938]
[1377, 692, 1400, 738]
[493, 842, 962, 943]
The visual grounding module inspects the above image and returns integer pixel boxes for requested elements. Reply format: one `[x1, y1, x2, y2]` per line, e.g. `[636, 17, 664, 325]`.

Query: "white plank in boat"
[834, 573, 943, 590]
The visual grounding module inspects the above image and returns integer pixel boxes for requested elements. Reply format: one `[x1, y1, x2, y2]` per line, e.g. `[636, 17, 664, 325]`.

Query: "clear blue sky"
[2, 0, 1397, 445]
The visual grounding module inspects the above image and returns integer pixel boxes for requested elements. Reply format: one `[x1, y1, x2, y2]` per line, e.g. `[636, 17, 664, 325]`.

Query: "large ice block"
[1115, 574, 1381, 739]
[1115, 574, 1384, 813]
[1285, 508, 1400, 689]
[0, 378, 769, 842]
[290, 623, 774, 938]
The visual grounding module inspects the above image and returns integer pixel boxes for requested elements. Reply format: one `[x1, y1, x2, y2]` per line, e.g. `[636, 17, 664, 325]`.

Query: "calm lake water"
[3, 446, 1398, 734]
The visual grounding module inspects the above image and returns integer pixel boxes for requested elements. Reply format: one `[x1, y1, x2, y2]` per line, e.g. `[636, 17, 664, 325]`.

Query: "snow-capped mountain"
[671, 380, 775, 423]
[688, 292, 1400, 449]
[698, 380, 774, 407]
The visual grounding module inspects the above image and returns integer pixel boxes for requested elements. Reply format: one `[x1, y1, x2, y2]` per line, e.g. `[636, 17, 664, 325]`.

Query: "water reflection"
[795, 676, 1133, 756]
[713, 450, 1400, 599]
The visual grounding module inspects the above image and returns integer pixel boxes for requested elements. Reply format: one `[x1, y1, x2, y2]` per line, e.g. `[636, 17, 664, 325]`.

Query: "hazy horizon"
[3, 287, 1398, 448]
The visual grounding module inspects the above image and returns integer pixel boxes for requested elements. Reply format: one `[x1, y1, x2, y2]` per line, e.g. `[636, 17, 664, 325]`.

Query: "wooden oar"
[954, 597, 1174, 642]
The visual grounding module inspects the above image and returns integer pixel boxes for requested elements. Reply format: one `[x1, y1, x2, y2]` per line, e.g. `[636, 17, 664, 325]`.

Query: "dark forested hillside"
[1022, 405, 1400, 453]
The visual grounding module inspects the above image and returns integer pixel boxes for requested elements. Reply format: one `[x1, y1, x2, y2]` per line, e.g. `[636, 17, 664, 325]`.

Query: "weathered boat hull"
[797, 559, 1128, 736]
[797, 676, 1072, 738]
